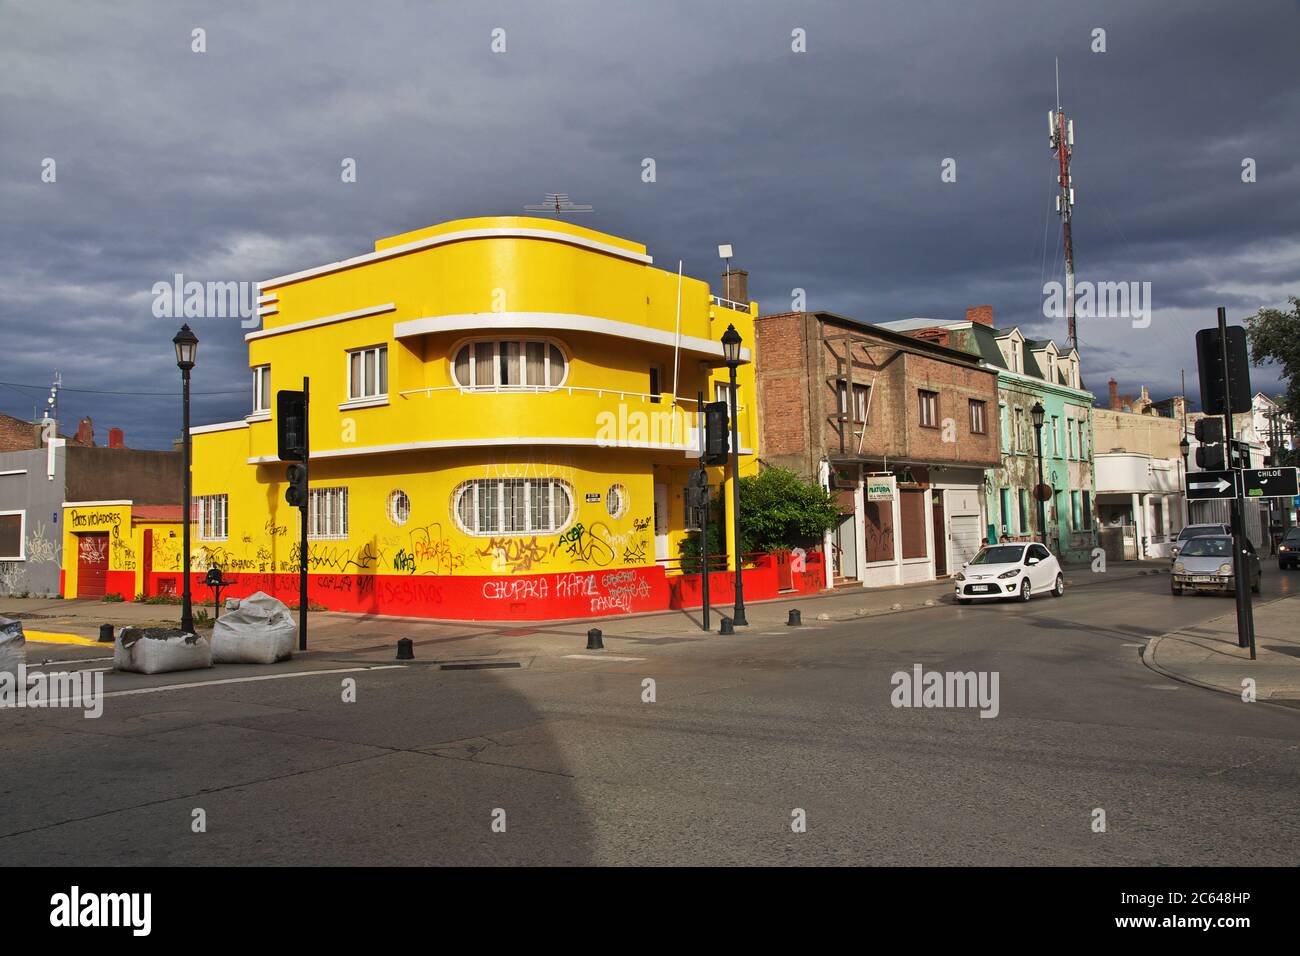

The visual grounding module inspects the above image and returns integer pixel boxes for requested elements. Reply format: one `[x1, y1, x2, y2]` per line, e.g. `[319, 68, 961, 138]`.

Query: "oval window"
[387, 489, 411, 526]
[606, 483, 628, 519]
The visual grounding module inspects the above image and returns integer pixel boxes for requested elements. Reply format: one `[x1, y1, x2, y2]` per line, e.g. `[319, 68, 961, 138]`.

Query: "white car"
[954, 543, 1065, 604]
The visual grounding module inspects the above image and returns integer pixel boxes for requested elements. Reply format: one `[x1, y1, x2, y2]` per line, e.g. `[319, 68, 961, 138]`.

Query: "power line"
[0, 379, 245, 397]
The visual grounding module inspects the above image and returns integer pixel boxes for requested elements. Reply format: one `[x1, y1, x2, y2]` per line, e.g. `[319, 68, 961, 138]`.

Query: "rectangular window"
[1051, 416, 1060, 457]
[715, 381, 736, 407]
[1019, 489, 1029, 535]
[899, 490, 928, 559]
[527, 342, 547, 388]
[999, 404, 1009, 452]
[918, 390, 938, 429]
[252, 365, 271, 413]
[348, 346, 388, 400]
[648, 365, 662, 404]
[308, 487, 348, 540]
[1067, 419, 1077, 459]
[1071, 491, 1081, 530]
[1081, 491, 1092, 530]
[968, 399, 987, 434]
[0, 511, 25, 560]
[853, 384, 870, 423]
[837, 380, 848, 419]
[1014, 407, 1025, 452]
[194, 494, 228, 541]
[863, 499, 894, 563]
[999, 488, 1012, 535]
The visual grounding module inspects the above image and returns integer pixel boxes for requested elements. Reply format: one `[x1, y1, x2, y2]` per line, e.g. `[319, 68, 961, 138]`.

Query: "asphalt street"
[1, 567, 1297, 866]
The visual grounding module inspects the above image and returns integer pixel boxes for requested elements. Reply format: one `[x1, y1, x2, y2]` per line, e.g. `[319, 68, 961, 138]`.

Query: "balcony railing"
[398, 383, 745, 413]
[710, 294, 750, 312]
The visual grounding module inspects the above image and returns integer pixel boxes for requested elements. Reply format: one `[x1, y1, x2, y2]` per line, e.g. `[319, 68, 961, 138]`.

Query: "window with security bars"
[194, 495, 228, 541]
[306, 487, 349, 540]
[453, 478, 573, 536]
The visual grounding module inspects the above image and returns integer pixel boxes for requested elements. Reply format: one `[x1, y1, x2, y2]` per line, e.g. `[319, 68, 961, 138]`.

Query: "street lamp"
[1030, 400, 1048, 547]
[1179, 433, 1191, 524]
[721, 323, 747, 627]
[173, 324, 198, 634]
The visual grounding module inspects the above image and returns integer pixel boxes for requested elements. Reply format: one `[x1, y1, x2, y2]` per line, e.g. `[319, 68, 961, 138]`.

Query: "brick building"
[754, 310, 1001, 588]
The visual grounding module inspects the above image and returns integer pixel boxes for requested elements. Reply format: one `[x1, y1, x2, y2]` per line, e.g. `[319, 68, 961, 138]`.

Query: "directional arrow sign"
[1186, 469, 1238, 500]
[1242, 467, 1300, 499]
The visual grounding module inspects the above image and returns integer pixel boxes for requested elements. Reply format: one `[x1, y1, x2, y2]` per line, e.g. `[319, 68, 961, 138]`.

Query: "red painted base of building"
[128, 552, 826, 622]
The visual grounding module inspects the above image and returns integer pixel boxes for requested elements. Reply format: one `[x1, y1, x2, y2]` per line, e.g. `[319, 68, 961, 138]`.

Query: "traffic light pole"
[698, 391, 710, 634]
[1217, 308, 1255, 659]
[299, 376, 309, 651]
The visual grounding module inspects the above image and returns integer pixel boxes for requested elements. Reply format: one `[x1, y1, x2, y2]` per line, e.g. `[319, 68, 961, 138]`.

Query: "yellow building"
[179, 216, 765, 619]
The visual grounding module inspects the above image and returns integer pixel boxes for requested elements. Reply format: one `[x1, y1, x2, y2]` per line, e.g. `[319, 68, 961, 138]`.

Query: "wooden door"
[77, 533, 109, 599]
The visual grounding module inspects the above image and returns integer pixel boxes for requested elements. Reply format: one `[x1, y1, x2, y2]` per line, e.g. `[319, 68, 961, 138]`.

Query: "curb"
[22, 629, 107, 647]
[1140, 597, 1300, 710]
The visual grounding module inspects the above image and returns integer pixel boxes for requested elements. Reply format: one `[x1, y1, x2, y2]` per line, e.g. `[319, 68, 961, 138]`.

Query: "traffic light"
[1194, 418, 1223, 444]
[702, 401, 729, 465]
[1195, 325, 1252, 415]
[277, 390, 306, 462]
[285, 463, 308, 508]
[1196, 444, 1225, 470]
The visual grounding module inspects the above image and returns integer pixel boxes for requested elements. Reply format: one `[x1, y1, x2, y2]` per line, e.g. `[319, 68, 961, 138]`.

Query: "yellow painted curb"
[22, 630, 105, 647]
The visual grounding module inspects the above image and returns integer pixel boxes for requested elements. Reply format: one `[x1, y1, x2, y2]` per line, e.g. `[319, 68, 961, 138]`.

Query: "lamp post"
[1030, 400, 1048, 547]
[1179, 433, 1191, 524]
[721, 323, 747, 627]
[173, 324, 198, 633]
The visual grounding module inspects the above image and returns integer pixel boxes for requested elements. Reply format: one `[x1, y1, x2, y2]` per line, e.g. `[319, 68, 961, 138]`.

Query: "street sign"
[866, 475, 895, 501]
[1186, 469, 1237, 500]
[1242, 467, 1300, 500]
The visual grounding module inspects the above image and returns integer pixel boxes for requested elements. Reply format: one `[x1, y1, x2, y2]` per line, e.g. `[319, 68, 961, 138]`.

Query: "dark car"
[1171, 535, 1262, 595]
[1280, 528, 1300, 570]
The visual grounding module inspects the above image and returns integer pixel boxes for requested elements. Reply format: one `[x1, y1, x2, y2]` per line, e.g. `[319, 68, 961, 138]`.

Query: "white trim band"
[247, 435, 753, 464]
[394, 312, 751, 363]
[62, 500, 132, 508]
[190, 420, 250, 436]
[260, 226, 653, 290]
[245, 303, 396, 342]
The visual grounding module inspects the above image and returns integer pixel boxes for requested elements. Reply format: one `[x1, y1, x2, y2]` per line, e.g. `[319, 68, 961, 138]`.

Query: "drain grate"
[440, 661, 522, 671]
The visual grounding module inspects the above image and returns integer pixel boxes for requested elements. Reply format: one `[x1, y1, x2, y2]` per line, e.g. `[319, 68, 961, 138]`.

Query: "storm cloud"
[2, 0, 1297, 447]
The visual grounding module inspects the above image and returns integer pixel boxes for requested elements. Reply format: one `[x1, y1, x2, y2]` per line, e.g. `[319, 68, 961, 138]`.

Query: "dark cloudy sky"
[3, 0, 1297, 448]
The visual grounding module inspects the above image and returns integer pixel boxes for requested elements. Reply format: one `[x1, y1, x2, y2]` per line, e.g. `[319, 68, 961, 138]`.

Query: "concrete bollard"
[98, 624, 115, 644]
[586, 628, 603, 650]
[787, 609, 801, 626]
[396, 638, 414, 660]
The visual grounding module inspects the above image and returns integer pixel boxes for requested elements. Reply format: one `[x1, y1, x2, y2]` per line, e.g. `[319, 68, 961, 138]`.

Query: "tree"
[679, 466, 840, 569]
[1246, 296, 1300, 466]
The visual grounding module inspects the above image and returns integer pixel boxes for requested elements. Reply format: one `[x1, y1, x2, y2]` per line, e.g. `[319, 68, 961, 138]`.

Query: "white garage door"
[949, 514, 984, 569]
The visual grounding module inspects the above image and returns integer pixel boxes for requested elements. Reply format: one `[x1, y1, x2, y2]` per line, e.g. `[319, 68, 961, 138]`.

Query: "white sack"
[114, 627, 212, 674]
[0, 617, 24, 677]
[211, 591, 295, 665]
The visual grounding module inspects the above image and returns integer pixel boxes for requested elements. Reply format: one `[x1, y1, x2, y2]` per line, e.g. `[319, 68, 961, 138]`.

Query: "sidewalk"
[1144, 593, 1300, 704]
[1, 559, 1163, 648]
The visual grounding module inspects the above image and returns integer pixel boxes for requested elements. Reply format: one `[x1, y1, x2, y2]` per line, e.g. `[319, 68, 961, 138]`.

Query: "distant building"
[0, 415, 182, 598]
[1092, 381, 1186, 560]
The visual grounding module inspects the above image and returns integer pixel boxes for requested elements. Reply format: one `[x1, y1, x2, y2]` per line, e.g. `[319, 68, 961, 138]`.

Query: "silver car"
[1170, 534, 1261, 595]
[1170, 523, 1231, 560]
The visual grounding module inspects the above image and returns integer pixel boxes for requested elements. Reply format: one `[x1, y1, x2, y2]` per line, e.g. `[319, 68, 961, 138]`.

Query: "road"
[1, 565, 1297, 865]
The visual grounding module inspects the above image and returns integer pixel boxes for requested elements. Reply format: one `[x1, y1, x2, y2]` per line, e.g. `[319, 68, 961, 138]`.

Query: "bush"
[679, 466, 840, 569]
[103, 592, 125, 603]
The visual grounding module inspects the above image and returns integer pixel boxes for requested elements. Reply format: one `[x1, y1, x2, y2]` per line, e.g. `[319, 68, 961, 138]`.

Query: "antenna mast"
[1049, 58, 1078, 355]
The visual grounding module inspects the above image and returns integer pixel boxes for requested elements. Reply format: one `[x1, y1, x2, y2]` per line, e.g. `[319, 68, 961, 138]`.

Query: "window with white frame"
[347, 346, 388, 401]
[452, 340, 566, 391]
[194, 494, 228, 541]
[387, 489, 411, 527]
[606, 483, 628, 519]
[453, 478, 573, 536]
[0, 511, 25, 560]
[252, 365, 271, 413]
[307, 486, 349, 539]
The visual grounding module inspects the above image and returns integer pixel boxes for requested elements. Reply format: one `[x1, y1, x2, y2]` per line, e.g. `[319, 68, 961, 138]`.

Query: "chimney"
[721, 268, 748, 305]
[108, 427, 125, 449]
[75, 416, 94, 446]
[965, 305, 994, 327]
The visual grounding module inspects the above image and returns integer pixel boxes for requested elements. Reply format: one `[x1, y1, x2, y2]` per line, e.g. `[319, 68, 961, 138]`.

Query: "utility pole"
[1050, 59, 1078, 355]
[1216, 307, 1255, 660]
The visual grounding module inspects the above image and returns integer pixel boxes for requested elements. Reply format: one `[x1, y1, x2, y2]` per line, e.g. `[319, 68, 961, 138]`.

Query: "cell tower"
[1049, 59, 1077, 353]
